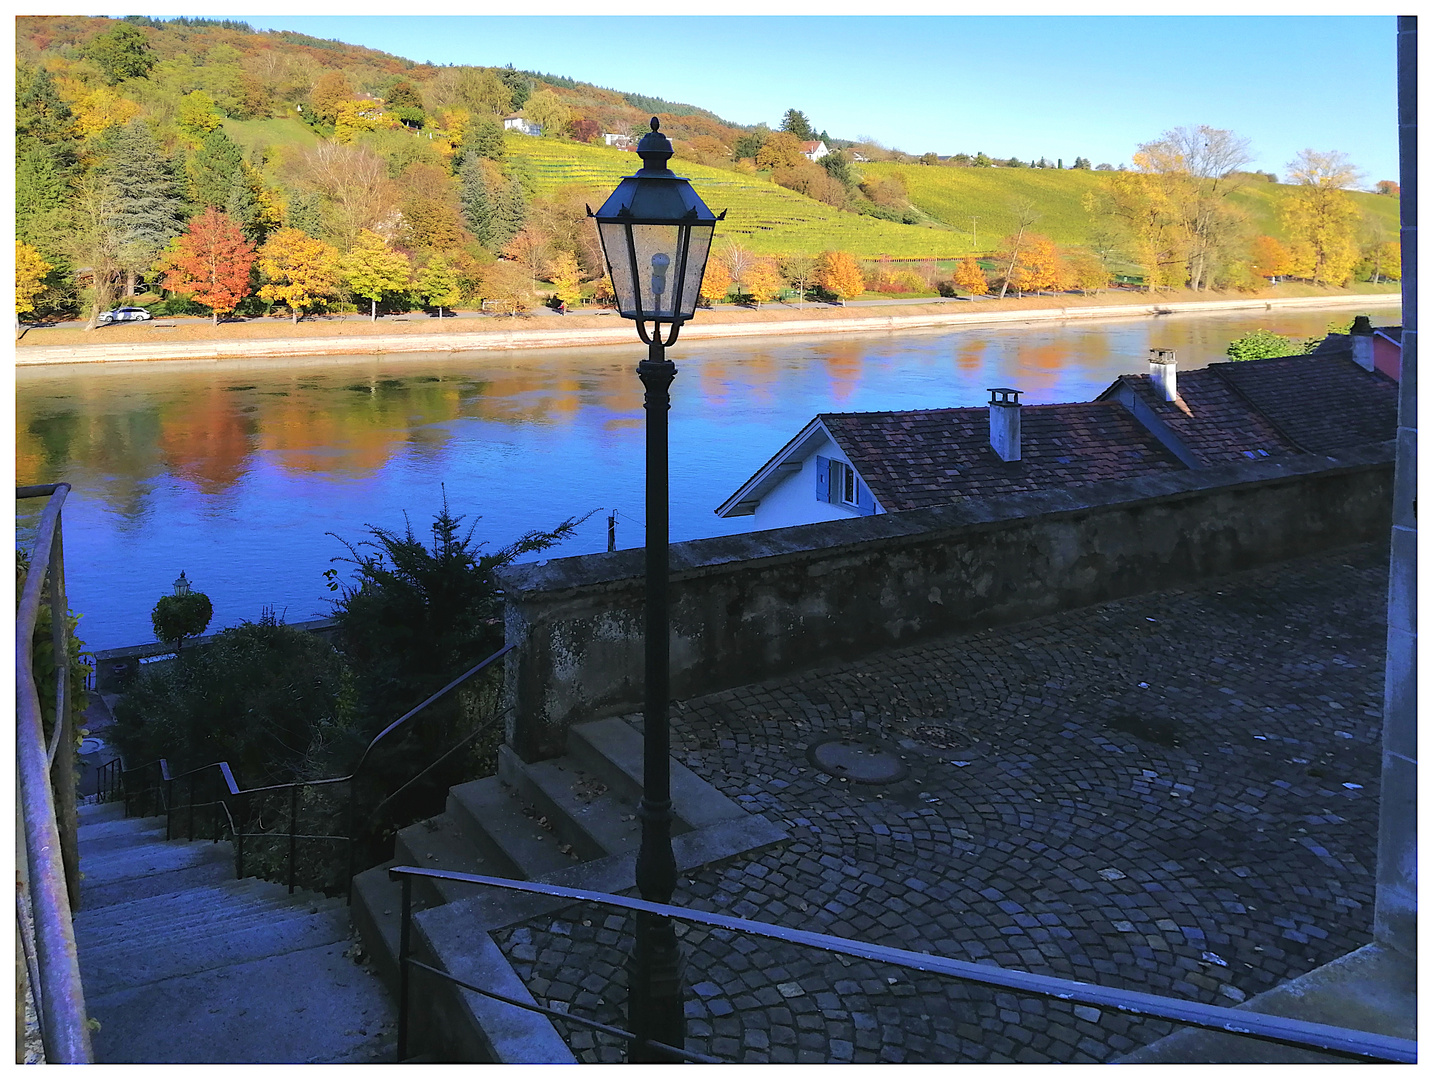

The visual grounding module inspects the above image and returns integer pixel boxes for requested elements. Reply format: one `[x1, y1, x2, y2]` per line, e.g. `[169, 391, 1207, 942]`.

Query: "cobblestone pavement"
[494, 542, 1388, 1063]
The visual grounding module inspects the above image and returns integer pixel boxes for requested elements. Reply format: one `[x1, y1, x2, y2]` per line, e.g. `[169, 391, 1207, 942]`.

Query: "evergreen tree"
[16, 67, 75, 154]
[225, 169, 265, 245]
[459, 156, 495, 244]
[498, 66, 530, 110]
[780, 109, 814, 141]
[464, 115, 506, 165]
[15, 145, 73, 261]
[494, 181, 526, 253]
[190, 128, 244, 211]
[104, 120, 186, 289]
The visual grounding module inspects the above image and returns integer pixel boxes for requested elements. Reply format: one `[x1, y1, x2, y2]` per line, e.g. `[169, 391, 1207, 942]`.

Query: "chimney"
[1149, 348, 1177, 401]
[1349, 314, 1375, 371]
[988, 387, 1021, 462]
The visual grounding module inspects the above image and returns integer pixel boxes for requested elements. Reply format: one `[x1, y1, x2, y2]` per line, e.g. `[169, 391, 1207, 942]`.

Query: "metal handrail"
[16, 483, 92, 1062]
[388, 865, 1418, 1065]
[105, 643, 516, 897]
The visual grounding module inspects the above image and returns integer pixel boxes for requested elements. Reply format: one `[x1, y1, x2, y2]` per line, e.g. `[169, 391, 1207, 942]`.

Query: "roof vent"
[1149, 348, 1177, 402]
[988, 387, 1021, 462]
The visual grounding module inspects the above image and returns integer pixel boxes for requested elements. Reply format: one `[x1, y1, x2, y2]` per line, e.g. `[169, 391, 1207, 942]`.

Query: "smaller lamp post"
[173, 571, 191, 596]
[591, 118, 721, 1063]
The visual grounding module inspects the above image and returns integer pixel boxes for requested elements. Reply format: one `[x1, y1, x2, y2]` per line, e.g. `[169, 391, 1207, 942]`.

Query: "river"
[16, 303, 1398, 651]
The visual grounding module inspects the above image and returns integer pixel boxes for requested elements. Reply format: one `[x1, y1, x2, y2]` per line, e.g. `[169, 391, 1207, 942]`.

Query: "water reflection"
[16, 305, 1397, 649]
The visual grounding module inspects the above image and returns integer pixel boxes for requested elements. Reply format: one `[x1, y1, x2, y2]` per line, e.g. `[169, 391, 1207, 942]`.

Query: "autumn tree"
[71, 175, 126, 330]
[416, 254, 463, 317]
[756, 131, 806, 171]
[816, 250, 865, 304]
[160, 208, 257, 325]
[288, 142, 397, 251]
[952, 255, 989, 296]
[719, 240, 756, 297]
[1065, 251, 1109, 295]
[257, 228, 339, 322]
[1250, 235, 1292, 281]
[1375, 180, 1400, 197]
[177, 90, 223, 139]
[482, 259, 532, 315]
[339, 229, 411, 320]
[309, 70, 355, 126]
[456, 68, 513, 116]
[1361, 240, 1400, 284]
[16, 242, 51, 325]
[993, 200, 1040, 300]
[547, 251, 583, 308]
[743, 259, 783, 308]
[1281, 149, 1362, 286]
[1085, 171, 1187, 293]
[698, 259, 732, 306]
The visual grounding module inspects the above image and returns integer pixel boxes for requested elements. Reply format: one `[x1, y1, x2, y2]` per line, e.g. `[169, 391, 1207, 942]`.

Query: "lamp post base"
[627, 910, 686, 1061]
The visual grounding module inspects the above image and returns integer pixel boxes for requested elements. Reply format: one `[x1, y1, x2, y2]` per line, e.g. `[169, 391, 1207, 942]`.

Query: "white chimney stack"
[1149, 348, 1177, 401]
[1349, 315, 1375, 371]
[988, 387, 1021, 462]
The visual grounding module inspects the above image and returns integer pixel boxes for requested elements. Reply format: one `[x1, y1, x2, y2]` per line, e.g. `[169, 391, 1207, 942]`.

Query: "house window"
[833, 460, 858, 506]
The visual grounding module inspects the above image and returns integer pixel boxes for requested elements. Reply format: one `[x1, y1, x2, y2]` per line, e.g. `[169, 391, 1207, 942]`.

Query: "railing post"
[397, 873, 412, 1063]
[187, 772, 195, 840]
[164, 771, 172, 840]
[288, 783, 299, 894]
[212, 769, 219, 843]
[236, 791, 247, 879]
[46, 520, 81, 912]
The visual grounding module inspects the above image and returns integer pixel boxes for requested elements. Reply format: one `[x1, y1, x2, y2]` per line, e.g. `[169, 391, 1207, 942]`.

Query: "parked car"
[96, 306, 153, 326]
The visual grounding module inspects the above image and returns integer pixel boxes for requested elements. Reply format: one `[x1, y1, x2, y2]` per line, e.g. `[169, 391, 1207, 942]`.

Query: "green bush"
[151, 591, 213, 649]
[1226, 328, 1299, 362]
[110, 617, 352, 785]
[15, 550, 89, 734]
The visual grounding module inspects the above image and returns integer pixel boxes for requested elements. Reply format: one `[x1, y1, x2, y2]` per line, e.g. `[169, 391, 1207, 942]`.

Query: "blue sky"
[205, 15, 1398, 185]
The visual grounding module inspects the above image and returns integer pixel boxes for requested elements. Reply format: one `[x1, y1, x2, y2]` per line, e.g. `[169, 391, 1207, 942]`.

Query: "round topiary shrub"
[151, 591, 213, 650]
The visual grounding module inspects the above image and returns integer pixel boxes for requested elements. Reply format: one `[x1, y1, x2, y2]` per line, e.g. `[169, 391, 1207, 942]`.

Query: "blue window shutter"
[855, 475, 877, 516]
[815, 455, 831, 502]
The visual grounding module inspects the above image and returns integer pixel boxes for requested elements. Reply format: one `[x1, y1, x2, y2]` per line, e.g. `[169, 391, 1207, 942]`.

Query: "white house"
[714, 417, 879, 531]
[603, 132, 636, 149]
[503, 114, 541, 136]
[800, 140, 830, 162]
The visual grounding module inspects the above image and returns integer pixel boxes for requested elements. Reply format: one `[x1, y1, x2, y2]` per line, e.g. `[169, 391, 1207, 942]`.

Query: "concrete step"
[77, 801, 128, 824]
[81, 856, 235, 910]
[497, 745, 641, 861]
[568, 715, 749, 830]
[86, 939, 395, 1064]
[350, 862, 406, 994]
[77, 815, 168, 843]
[79, 825, 170, 855]
[76, 885, 339, 951]
[74, 878, 293, 933]
[80, 837, 232, 886]
[446, 777, 575, 881]
[81, 904, 353, 997]
[394, 813, 508, 909]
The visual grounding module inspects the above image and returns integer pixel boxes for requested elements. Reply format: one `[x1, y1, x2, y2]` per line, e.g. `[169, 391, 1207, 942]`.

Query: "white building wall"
[750, 435, 870, 531]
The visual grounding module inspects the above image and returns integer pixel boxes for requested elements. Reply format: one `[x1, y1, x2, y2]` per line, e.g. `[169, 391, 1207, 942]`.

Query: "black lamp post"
[591, 117, 721, 1062]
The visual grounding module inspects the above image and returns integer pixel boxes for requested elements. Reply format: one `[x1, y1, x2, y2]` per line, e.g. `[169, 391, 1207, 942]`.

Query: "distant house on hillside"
[716, 341, 1399, 530]
[503, 114, 541, 136]
[801, 140, 830, 162]
[850, 151, 870, 162]
[603, 132, 636, 150]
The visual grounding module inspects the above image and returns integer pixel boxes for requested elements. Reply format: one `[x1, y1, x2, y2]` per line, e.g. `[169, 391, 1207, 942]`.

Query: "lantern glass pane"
[626, 223, 682, 319]
[598, 222, 637, 314]
[675, 224, 714, 320]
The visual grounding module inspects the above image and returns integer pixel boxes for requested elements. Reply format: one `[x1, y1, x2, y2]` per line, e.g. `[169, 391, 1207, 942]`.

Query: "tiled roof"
[1209, 352, 1399, 454]
[1104, 368, 1301, 466]
[820, 401, 1185, 511]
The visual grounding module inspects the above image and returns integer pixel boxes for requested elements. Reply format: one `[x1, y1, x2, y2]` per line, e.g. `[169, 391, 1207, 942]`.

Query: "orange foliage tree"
[816, 250, 865, 304]
[160, 208, 256, 324]
[952, 255, 989, 296]
[698, 259, 731, 306]
[1250, 235, 1292, 281]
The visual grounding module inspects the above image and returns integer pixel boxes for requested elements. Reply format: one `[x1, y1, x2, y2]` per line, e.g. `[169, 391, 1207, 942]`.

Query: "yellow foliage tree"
[698, 259, 732, 306]
[952, 255, 989, 296]
[334, 99, 396, 144]
[437, 107, 470, 158]
[744, 258, 783, 308]
[16, 242, 52, 322]
[525, 89, 570, 137]
[177, 90, 222, 138]
[756, 131, 805, 171]
[257, 228, 340, 323]
[72, 85, 141, 138]
[416, 254, 463, 317]
[1065, 251, 1109, 295]
[817, 250, 865, 304]
[339, 229, 412, 320]
[547, 250, 582, 307]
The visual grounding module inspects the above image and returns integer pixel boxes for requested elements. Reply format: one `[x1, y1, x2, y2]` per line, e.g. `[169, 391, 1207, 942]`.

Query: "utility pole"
[608, 510, 617, 552]
[971, 217, 977, 251]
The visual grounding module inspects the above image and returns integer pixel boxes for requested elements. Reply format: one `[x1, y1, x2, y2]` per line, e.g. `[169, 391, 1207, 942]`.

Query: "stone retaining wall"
[497, 445, 1393, 762]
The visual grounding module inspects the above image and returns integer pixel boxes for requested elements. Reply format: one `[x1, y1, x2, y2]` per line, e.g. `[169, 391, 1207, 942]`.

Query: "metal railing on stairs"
[96, 643, 516, 900]
[16, 483, 92, 1063]
[386, 866, 1418, 1065]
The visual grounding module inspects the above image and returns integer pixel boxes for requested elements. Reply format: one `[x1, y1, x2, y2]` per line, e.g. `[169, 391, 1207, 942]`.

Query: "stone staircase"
[351, 714, 788, 1063]
[74, 801, 396, 1064]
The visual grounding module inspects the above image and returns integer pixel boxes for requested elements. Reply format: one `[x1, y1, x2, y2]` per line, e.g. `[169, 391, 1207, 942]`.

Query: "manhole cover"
[78, 738, 106, 756]
[807, 736, 907, 784]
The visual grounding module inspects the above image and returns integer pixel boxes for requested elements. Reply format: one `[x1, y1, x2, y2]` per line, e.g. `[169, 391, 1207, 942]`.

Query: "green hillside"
[504, 136, 966, 259]
[859, 162, 1401, 252]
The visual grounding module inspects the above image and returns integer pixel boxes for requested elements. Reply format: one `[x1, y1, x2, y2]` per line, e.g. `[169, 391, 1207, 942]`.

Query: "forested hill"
[16, 15, 1402, 326]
